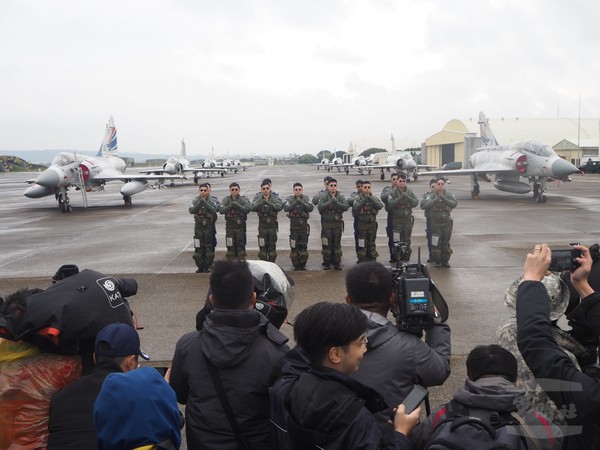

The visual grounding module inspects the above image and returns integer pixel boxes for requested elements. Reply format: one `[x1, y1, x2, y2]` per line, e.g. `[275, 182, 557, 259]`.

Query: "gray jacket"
[170, 309, 289, 450]
[351, 311, 451, 433]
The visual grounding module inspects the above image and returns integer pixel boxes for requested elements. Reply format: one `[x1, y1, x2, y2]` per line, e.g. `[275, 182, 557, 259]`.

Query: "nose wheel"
[57, 191, 72, 213]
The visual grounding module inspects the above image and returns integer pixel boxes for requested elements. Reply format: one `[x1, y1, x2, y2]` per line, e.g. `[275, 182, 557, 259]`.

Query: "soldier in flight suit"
[420, 177, 458, 268]
[190, 183, 220, 273]
[283, 182, 313, 270]
[219, 182, 251, 259]
[385, 173, 419, 261]
[251, 179, 283, 262]
[318, 178, 349, 270]
[352, 180, 383, 262]
[206, 182, 220, 250]
[380, 173, 400, 262]
[347, 180, 363, 253]
[422, 178, 437, 263]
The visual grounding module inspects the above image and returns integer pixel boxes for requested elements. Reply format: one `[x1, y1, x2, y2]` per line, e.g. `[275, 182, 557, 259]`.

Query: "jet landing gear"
[56, 190, 72, 213]
[123, 195, 132, 206]
[471, 176, 480, 199]
[533, 182, 547, 203]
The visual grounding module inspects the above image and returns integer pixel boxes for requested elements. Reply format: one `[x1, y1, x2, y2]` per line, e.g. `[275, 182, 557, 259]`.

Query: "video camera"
[390, 242, 449, 335]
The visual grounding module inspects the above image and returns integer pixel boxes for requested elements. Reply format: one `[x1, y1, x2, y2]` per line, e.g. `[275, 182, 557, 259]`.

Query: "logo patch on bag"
[96, 277, 125, 308]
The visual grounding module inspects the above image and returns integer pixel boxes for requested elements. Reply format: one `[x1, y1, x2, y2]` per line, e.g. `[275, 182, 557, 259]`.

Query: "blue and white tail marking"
[478, 111, 499, 147]
[97, 116, 118, 156]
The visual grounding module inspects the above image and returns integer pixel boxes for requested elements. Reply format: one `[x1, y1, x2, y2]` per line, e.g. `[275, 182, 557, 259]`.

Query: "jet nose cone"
[551, 158, 579, 178]
[406, 160, 417, 170]
[164, 164, 175, 174]
[35, 168, 60, 188]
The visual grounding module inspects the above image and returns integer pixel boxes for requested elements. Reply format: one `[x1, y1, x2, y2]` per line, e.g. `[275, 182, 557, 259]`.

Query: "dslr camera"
[389, 242, 448, 335]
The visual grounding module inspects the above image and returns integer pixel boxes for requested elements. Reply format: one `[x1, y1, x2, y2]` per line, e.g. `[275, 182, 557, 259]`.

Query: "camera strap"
[203, 352, 251, 450]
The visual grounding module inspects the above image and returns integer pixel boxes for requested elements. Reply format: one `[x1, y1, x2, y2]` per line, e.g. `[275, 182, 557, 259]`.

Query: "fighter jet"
[423, 112, 579, 203]
[139, 139, 226, 184]
[24, 117, 183, 212]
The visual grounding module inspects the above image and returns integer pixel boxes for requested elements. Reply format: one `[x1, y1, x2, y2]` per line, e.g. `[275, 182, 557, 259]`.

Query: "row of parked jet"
[24, 117, 248, 212]
[316, 112, 580, 203]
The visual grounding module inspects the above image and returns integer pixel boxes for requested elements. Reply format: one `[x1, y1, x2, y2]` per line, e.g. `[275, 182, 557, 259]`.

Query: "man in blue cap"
[48, 323, 149, 450]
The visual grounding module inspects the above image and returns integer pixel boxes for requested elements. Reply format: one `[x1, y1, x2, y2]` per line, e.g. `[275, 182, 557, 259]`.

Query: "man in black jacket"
[517, 243, 600, 449]
[47, 323, 149, 450]
[270, 302, 420, 449]
[170, 259, 289, 450]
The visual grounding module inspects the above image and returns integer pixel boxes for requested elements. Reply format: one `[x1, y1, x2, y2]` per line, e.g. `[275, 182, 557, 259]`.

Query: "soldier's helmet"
[504, 272, 570, 321]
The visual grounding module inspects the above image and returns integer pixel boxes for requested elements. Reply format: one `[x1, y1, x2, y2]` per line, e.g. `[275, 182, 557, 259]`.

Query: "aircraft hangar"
[422, 116, 600, 169]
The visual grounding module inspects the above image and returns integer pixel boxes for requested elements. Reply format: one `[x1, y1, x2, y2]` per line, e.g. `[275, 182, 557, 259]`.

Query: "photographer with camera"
[346, 261, 451, 440]
[517, 244, 600, 449]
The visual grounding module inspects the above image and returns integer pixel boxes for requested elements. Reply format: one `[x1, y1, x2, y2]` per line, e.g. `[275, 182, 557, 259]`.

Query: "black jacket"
[47, 359, 123, 450]
[410, 376, 561, 449]
[170, 308, 289, 450]
[517, 280, 600, 449]
[270, 347, 413, 449]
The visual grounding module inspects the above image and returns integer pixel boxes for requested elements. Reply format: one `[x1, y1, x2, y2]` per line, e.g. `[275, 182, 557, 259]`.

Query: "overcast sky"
[1, 0, 599, 156]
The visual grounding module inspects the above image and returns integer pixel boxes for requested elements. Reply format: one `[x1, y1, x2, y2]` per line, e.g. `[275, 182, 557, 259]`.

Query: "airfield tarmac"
[2, 164, 600, 413]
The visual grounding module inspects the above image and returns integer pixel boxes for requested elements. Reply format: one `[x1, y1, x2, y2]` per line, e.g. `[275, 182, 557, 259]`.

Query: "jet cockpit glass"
[52, 153, 75, 167]
[520, 140, 553, 157]
[166, 157, 177, 164]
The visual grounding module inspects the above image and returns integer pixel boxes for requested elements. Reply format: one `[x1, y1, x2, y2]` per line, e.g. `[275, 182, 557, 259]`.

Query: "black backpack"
[426, 400, 542, 450]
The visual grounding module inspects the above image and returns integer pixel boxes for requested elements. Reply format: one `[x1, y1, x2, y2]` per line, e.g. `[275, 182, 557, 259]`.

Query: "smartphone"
[401, 384, 429, 414]
[549, 249, 582, 272]
[154, 366, 169, 377]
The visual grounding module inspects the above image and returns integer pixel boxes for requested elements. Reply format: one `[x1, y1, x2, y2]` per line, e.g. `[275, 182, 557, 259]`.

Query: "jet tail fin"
[478, 111, 498, 146]
[97, 116, 118, 157]
[181, 138, 187, 158]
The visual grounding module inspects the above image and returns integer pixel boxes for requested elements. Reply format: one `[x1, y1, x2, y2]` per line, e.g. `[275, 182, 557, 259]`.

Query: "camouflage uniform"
[496, 273, 592, 426]
[386, 186, 419, 261]
[420, 190, 457, 266]
[251, 192, 283, 262]
[219, 194, 251, 259]
[283, 194, 313, 270]
[189, 195, 219, 272]
[352, 193, 383, 262]
[318, 191, 349, 268]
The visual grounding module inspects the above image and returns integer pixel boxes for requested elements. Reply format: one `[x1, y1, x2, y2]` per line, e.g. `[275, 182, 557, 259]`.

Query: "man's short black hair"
[199, 182, 209, 189]
[346, 262, 392, 307]
[209, 260, 254, 310]
[324, 176, 333, 183]
[355, 180, 363, 186]
[466, 344, 518, 383]
[429, 178, 437, 185]
[361, 180, 371, 187]
[328, 178, 337, 184]
[229, 182, 240, 189]
[293, 182, 303, 189]
[294, 302, 366, 365]
[397, 173, 407, 180]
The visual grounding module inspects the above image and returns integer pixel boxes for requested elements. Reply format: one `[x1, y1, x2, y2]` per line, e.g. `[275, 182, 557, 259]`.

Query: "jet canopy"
[51, 152, 76, 167]
[517, 140, 555, 158]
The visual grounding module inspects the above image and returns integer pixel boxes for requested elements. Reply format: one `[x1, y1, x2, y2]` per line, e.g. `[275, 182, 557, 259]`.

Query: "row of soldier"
[189, 174, 458, 273]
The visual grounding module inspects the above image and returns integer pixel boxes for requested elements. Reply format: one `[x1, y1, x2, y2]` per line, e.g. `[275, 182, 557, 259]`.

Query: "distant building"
[423, 116, 600, 168]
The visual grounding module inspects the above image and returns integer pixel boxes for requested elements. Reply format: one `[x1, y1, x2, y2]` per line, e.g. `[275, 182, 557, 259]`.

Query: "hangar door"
[441, 144, 455, 166]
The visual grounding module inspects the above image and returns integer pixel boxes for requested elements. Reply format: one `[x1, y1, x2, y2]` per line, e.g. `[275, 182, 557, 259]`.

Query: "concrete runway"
[2, 165, 600, 410]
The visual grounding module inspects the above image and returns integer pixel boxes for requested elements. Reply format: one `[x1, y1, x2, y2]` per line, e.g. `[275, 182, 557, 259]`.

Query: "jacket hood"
[453, 376, 524, 413]
[362, 312, 399, 351]
[201, 308, 269, 368]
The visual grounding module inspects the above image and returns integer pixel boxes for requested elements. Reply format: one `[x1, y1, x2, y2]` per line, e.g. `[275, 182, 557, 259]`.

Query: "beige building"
[423, 117, 600, 168]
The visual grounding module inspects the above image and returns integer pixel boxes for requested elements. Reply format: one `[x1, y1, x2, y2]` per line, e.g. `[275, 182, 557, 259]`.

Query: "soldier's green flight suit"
[386, 186, 419, 261]
[251, 192, 283, 262]
[318, 191, 349, 268]
[352, 193, 383, 262]
[219, 194, 251, 259]
[420, 190, 458, 266]
[189, 195, 219, 272]
[283, 194, 313, 270]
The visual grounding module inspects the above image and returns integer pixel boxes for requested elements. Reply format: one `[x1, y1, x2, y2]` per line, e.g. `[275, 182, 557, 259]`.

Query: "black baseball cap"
[95, 323, 150, 360]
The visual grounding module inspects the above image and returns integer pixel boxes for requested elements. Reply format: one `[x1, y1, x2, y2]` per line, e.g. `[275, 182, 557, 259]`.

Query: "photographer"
[517, 244, 600, 449]
[346, 261, 451, 439]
